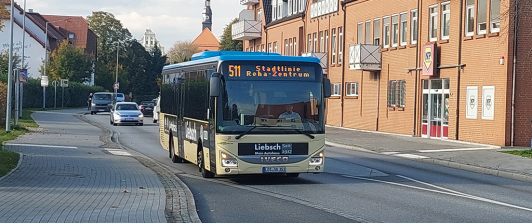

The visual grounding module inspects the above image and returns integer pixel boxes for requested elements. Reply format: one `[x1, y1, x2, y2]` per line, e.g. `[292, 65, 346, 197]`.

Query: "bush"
[0, 81, 6, 126]
[22, 79, 106, 108]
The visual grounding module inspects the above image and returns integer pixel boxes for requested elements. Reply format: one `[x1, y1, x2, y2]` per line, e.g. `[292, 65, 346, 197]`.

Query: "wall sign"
[423, 42, 438, 76]
[482, 86, 495, 120]
[466, 86, 478, 119]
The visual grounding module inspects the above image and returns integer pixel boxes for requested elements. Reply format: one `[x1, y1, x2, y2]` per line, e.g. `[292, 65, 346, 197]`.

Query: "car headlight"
[91, 103, 95, 106]
[309, 152, 324, 166]
[138, 113, 144, 118]
[221, 152, 238, 167]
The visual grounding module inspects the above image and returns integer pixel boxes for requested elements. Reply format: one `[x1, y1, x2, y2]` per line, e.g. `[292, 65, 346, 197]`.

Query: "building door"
[422, 79, 450, 139]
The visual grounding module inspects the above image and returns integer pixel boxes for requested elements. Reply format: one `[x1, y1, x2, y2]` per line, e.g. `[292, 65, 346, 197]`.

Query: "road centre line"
[343, 175, 532, 213]
[4, 143, 78, 149]
[417, 147, 496, 153]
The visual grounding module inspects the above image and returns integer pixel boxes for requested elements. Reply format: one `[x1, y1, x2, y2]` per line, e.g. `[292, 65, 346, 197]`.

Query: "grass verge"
[502, 150, 532, 159]
[0, 109, 39, 177]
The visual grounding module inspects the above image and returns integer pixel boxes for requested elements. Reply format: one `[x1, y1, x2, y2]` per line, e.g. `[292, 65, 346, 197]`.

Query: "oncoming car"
[110, 102, 144, 126]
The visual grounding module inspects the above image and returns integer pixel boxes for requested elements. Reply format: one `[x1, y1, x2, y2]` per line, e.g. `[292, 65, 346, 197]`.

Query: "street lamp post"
[5, 0, 15, 132]
[115, 44, 119, 94]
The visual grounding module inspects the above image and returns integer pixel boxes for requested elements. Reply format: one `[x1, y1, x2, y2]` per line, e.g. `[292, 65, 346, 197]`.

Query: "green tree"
[47, 40, 93, 83]
[86, 11, 132, 91]
[0, 50, 24, 83]
[219, 18, 243, 51]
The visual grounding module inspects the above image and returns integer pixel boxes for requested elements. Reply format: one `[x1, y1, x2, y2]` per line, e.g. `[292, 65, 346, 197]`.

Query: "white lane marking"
[105, 149, 131, 156]
[394, 154, 430, 159]
[417, 147, 496, 153]
[381, 152, 400, 155]
[397, 175, 471, 197]
[343, 175, 532, 213]
[4, 143, 78, 149]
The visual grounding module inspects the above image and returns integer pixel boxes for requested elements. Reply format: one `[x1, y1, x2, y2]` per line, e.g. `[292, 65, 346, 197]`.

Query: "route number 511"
[229, 65, 241, 77]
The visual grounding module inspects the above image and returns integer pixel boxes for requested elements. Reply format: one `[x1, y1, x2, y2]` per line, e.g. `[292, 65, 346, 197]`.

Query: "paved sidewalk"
[0, 109, 166, 223]
[326, 126, 532, 183]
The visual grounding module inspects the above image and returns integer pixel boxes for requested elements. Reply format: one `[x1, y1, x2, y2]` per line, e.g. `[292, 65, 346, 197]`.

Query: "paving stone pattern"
[0, 145, 166, 223]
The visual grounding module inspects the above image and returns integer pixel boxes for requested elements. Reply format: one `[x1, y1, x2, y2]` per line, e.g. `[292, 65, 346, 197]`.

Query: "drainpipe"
[341, 1, 347, 127]
[413, 0, 421, 136]
[511, 0, 519, 146]
[455, 0, 464, 140]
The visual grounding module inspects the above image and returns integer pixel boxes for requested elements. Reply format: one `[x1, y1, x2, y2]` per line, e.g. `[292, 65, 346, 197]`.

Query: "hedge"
[21, 79, 106, 108]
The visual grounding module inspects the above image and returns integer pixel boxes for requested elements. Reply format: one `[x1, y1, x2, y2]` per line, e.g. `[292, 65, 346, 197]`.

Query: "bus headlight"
[221, 152, 238, 167]
[309, 152, 324, 166]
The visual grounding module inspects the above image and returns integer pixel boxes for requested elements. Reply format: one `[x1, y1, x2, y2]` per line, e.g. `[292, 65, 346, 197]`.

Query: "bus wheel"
[286, 173, 300, 177]
[170, 140, 183, 163]
[198, 149, 214, 178]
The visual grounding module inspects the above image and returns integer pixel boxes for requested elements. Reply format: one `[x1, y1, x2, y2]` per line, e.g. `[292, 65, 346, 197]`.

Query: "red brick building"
[234, 0, 532, 147]
[40, 15, 97, 59]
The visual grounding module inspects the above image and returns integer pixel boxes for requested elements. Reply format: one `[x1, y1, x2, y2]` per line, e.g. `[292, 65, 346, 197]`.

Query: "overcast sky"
[27, 0, 243, 51]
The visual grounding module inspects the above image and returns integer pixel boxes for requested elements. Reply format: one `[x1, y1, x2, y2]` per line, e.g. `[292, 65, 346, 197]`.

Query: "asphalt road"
[85, 112, 532, 223]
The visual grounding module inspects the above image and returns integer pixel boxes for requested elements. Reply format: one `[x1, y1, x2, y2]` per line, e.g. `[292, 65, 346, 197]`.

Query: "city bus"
[159, 51, 331, 178]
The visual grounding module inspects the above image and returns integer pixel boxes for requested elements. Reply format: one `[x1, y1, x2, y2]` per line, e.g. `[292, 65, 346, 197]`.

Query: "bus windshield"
[218, 80, 324, 134]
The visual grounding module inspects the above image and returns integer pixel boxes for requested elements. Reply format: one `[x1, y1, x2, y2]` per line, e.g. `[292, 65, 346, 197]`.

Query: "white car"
[153, 97, 160, 123]
[115, 93, 125, 102]
[110, 102, 144, 126]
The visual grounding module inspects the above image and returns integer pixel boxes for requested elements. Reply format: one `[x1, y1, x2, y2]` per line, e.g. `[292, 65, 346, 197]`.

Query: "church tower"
[202, 0, 212, 31]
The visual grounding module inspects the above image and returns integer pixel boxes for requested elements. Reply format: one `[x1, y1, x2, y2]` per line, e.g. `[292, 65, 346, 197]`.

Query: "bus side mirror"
[323, 78, 332, 98]
[210, 73, 221, 97]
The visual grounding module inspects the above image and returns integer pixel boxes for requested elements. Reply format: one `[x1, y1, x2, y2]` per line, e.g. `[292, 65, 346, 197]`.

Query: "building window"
[441, 2, 450, 40]
[313, 32, 318, 52]
[269, 43, 272, 53]
[466, 0, 475, 36]
[293, 37, 297, 56]
[346, 83, 358, 96]
[383, 16, 390, 48]
[289, 38, 293, 56]
[374, 18, 381, 46]
[391, 14, 399, 47]
[272, 1, 277, 21]
[274, 42, 278, 53]
[400, 12, 407, 46]
[258, 9, 263, 21]
[357, 22, 363, 44]
[478, 0, 487, 34]
[285, 39, 289, 55]
[69, 33, 75, 39]
[387, 80, 406, 108]
[338, 27, 343, 64]
[308, 34, 312, 52]
[332, 28, 336, 64]
[320, 31, 324, 52]
[262, 44, 265, 52]
[365, 21, 372, 44]
[490, 0, 500, 33]
[325, 30, 329, 53]
[288, 0, 293, 15]
[256, 46, 260, 52]
[277, 0, 283, 19]
[429, 5, 438, 42]
[411, 10, 418, 44]
[332, 83, 341, 96]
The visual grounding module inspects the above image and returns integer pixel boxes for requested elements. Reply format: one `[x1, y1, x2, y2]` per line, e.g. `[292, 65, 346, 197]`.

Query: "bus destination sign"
[227, 64, 315, 80]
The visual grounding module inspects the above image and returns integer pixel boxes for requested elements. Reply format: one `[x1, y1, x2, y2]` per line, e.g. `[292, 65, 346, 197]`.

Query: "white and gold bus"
[159, 51, 331, 178]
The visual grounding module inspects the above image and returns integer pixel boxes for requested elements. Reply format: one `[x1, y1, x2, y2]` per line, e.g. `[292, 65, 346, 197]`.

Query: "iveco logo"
[260, 156, 289, 163]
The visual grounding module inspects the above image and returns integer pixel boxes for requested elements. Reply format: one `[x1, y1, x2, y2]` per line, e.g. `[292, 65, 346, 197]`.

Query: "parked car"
[115, 93, 125, 102]
[139, 101, 155, 116]
[110, 102, 144, 126]
[91, 92, 113, 115]
[153, 97, 160, 123]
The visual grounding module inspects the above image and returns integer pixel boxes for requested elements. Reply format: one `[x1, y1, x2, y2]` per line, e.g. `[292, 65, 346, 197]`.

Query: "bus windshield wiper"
[235, 126, 257, 140]
[292, 128, 315, 139]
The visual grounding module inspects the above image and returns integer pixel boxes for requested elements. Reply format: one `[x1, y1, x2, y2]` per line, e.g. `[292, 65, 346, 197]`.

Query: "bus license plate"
[263, 167, 286, 173]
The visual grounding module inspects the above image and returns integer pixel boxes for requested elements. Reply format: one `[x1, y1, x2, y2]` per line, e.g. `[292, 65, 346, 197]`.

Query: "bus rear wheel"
[198, 149, 214, 178]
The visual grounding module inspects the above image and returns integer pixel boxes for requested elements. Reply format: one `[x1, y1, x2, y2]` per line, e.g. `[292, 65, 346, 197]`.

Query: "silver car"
[110, 102, 144, 126]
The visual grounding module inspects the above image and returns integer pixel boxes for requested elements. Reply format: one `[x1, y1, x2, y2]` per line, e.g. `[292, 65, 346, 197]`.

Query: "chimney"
[28, 9, 33, 13]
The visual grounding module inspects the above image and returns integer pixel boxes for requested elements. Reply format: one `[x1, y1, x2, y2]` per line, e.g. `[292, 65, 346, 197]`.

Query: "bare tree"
[166, 41, 200, 64]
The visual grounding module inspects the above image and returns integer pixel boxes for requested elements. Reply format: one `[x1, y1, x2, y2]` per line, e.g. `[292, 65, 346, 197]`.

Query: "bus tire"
[170, 139, 183, 163]
[286, 173, 300, 177]
[198, 149, 214, 178]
